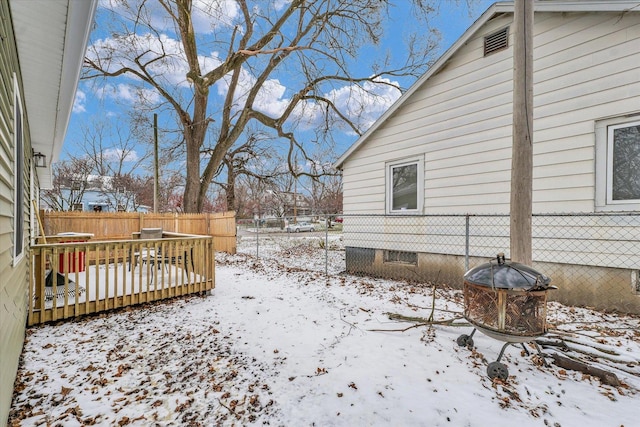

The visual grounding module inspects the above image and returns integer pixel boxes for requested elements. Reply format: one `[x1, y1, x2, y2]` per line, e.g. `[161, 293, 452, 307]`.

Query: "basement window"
[484, 27, 509, 56]
[384, 250, 417, 265]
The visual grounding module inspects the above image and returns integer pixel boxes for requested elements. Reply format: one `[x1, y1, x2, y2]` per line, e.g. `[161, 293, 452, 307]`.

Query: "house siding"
[340, 8, 640, 313]
[343, 11, 640, 215]
[0, 0, 31, 422]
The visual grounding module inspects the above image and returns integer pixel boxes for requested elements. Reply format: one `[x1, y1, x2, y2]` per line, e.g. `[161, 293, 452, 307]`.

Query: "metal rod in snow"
[325, 218, 329, 277]
[255, 219, 259, 259]
[465, 215, 470, 272]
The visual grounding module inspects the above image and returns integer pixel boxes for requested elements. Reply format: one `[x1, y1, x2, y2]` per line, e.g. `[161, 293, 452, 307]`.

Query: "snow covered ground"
[9, 234, 640, 426]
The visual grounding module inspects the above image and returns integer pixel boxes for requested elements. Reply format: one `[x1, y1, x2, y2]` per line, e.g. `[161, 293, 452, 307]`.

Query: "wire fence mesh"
[236, 213, 640, 314]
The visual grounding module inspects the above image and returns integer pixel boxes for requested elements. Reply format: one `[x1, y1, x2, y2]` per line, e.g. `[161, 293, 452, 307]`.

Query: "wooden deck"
[29, 232, 214, 326]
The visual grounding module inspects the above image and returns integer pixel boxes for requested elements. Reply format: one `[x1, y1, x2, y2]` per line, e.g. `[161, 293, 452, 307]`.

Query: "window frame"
[595, 115, 640, 212]
[13, 74, 25, 264]
[385, 156, 424, 214]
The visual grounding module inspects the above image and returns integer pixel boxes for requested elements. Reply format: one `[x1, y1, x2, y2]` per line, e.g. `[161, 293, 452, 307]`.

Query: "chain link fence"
[236, 213, 640, 314]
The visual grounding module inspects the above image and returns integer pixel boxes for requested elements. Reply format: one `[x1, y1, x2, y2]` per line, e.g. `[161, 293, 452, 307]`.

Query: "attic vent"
[484, 27, 509, 56]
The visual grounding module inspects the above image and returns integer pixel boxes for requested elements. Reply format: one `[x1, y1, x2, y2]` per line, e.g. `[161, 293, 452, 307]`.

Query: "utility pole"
[510, 0, 534, 265]
[153, 113, 159, 213]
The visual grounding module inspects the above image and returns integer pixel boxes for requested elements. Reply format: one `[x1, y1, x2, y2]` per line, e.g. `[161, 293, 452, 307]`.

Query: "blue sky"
[62, 0, 496, 173]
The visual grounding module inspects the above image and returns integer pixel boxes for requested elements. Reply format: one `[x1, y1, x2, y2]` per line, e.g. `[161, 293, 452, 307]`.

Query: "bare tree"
[41, 158, 94, 211]
[83, 0, 444, 212]
[211, 129, 290, 212]
[80, 119, 152, 211]
[44, 117, 155, 211]
[310, 170, 343, 215]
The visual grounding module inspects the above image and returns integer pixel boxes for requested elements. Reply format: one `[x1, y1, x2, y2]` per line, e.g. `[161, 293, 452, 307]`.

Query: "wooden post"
[510, 0, 534, 265]
[153, 113, 159, 213]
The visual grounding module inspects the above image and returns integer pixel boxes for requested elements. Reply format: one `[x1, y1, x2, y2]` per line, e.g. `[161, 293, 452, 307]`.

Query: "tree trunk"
[226, 168, 236, 211]
[510, 0, 534, 265]
[548, 353, 620, 387]
[183, 137, 201, 213]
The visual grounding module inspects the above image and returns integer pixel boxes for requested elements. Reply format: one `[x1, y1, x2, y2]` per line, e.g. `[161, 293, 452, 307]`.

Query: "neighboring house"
[280, 191, 312, 217]
[262, 190, 312, 218]
[334, 1, 640, 313]
[0, 0, 97, 423]
[54, 188, 150, 212]
[44, 175, 150, 212]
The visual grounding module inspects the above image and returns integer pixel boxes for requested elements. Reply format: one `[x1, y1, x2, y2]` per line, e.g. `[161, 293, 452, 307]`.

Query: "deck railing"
[29, 232, 214, 326]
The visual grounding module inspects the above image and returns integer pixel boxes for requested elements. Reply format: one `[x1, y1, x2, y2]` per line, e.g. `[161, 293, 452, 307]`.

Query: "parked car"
[286, 222, 315, 233]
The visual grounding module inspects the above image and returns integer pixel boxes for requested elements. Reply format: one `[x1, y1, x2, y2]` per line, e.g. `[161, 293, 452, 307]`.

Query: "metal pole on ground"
[465, 215, 470, 272]
[325, 216, 329, 277]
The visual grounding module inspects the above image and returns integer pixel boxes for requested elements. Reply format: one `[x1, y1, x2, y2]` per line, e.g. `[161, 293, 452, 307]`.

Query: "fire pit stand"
[457, 253, 554, 380]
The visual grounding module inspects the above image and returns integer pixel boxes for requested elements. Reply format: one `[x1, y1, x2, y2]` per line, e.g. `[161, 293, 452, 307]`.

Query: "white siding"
[343, 11, 640, 216]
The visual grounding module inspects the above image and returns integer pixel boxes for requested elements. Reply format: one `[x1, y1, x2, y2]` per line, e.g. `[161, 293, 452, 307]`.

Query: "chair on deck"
[130, 227, 163, 271]
[141, 234, 195, 284]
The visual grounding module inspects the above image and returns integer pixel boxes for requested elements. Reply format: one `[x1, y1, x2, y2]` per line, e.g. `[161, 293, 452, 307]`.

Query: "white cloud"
[213, 62, 292, 119]
[99, 0, 238, 34]
[273, 0, 292, 11]
[191, 0, 239, 31]
[326, 78, 402, 132]
[72, 90, 87, 113]
[286, 77, 402, 134]
[88, 33, 189, 88]
[95, 83, 161, 106]
[199, 51, 224, 77]
[102, 148, 139, 162]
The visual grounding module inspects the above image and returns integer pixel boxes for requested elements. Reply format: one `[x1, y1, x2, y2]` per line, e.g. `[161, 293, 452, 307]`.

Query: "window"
[608, 121, 640, 203]
[386, 157, 424, 214]
[595, 116, 640, 211]
[384, 250, 418, 265]
[13, 75, 25, 264]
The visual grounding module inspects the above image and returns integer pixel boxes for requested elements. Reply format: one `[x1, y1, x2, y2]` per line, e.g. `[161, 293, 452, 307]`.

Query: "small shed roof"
[334, 0, 640, 169]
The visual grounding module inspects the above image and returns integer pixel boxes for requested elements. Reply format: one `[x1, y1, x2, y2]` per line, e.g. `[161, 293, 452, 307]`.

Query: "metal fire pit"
[457, 253, 555, 380]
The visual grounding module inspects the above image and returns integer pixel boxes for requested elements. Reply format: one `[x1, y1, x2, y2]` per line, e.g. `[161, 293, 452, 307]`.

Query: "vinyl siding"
[343, 11, 640, 215]
[0, 0, 31, 423]
[341, 9, 640, 272]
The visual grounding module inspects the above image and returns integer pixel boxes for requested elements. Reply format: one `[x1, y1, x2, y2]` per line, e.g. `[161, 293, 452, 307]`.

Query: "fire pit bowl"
[457, 253, 555, 380]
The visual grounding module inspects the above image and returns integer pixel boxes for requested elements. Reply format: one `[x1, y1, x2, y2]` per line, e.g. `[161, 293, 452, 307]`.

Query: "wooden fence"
[42, 211, 236, 253]
[29, 233, 214, 326]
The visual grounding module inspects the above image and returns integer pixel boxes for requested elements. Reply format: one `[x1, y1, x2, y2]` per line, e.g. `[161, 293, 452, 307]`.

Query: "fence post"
[325, 216, 329, 277]
[255, 218, 260, 259]
[465, 214, 470, 272]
